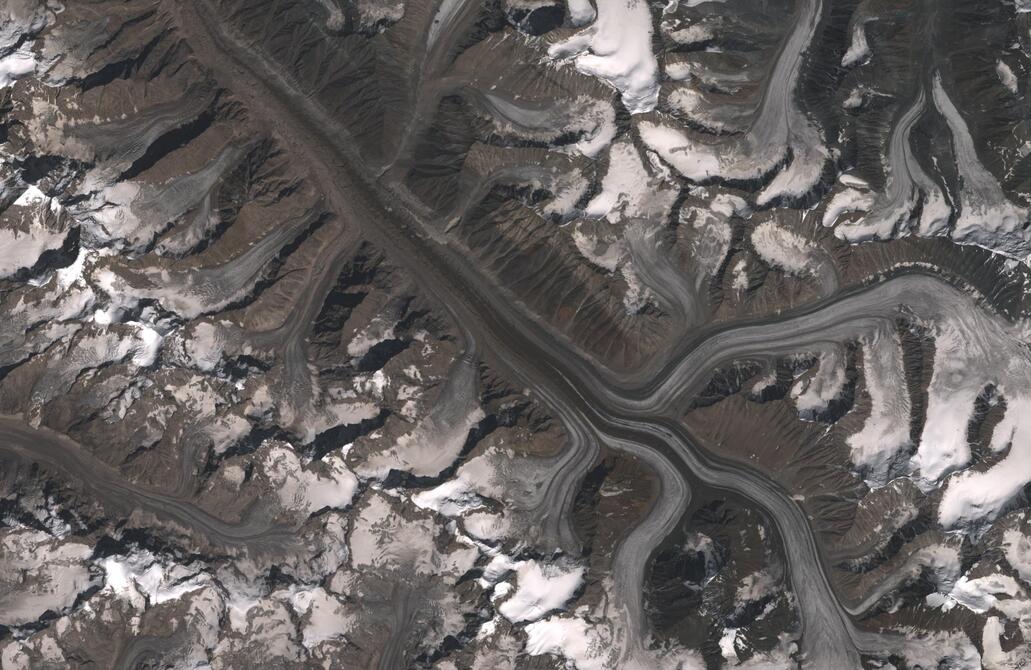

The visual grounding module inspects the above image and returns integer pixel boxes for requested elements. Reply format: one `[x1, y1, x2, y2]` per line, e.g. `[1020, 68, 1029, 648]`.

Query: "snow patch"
[841, 20, 871, 67]
[730, 258, 749, 291]
[997, 60, 1019, 94]
[346, 316, 397, 358]
[0, 45, 35, 88]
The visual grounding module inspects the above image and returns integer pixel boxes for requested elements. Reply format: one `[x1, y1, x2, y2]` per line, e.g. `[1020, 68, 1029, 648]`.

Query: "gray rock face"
[1, 0, 1031, 668]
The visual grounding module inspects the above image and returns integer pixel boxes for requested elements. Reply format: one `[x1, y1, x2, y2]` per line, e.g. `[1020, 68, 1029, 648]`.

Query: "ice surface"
[285, 586, 354, 649]
[0, 187, 68, 278]
[8, 0, 1031, 662]
[524, 616, 609, 670]
[884, 290, 1031, 529]
[572, 227, 624, 273]
[585, 140, 673, 223]
[314, 0, 345, 29]
[910, 319, 994, 488]
[263, 445, 359, 514]
[894, 629, 981, 669]
[0, 531, 95, 627]
[680, 193, 745, 289]
[718, 627, 739, 664]
[735, 570, 778, 604]
[821, 188, 876, 229]
[101, 551, 213, 612]
[981, 615, 1031, 669]
[426, 0, 464, 52]
[930, 572, 1025, 615]
[642, 0, 828, 204]
[349, 492, 478, 577]
[178, 322, 226, 372]
[664, 86, 744, 134]
[933, 74, 1031, 260]
[570, 98, 618, 158]
[498, 560, 584, 623]
[637, 123, 720, 181]
[548, 0, 659, 113]
[938, 396, 1031, 528]
[848, 328, 912, 487]
[750, 221, 820, 276]
[824, 93, 952, 242]
[359, 356, 483, 478]
[128, 322, 163, 367]
[1003, 528, 1031, 583]
[790, 347, 846, 419]
[564, 0, 596, 25]
[525, 612, 703, 670]
[412, 477, 485, 516]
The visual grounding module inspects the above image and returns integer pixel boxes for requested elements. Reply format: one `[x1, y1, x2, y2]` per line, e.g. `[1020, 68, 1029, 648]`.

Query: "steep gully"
[3, 2, 998, 666]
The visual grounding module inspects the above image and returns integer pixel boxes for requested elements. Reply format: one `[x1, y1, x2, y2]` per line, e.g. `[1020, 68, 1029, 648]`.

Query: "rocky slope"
[2, 0, 1031, 668]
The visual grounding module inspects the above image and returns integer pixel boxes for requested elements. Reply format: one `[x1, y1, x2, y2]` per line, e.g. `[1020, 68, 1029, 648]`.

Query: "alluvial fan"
[2, 0, 1031, 667]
